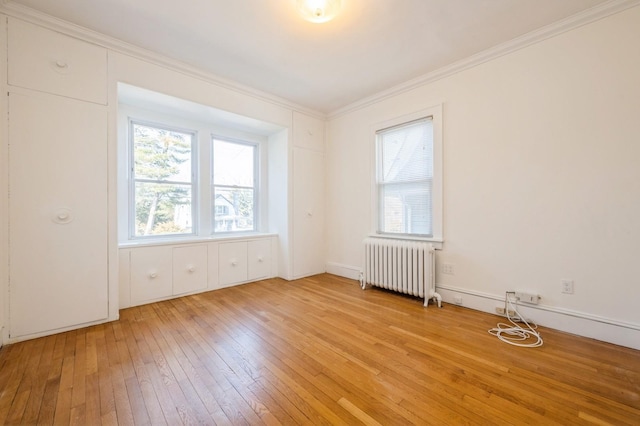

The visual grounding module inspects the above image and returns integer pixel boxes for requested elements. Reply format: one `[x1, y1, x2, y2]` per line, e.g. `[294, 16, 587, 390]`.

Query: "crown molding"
[328, 0, 640, 119]
[0, 1, 326, 120]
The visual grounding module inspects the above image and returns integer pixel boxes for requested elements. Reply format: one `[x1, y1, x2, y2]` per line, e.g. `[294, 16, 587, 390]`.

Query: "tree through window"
[131, 121, 195, 237]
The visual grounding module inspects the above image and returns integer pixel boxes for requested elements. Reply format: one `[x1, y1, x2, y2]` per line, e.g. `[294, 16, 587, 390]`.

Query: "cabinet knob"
[55, 60, 68, 69]
[187, 265, 195, 273]
[148, 270, 158, 279]
[52, 208, 73, 224]
[257, 256, 264, 263]
[307, 211, 313, 217]
[231, 260, 238, 267]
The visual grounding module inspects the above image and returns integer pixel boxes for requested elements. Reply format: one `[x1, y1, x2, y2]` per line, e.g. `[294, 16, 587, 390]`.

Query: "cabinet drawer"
[130, 246, 173, 304]
[173, 245, 208, 295]
[248, 239, 272, 280]
[219, 242, 248, 286]
[8, 18, 107, 104]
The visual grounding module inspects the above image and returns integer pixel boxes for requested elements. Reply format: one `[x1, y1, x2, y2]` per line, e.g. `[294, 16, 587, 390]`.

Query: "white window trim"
[211, 135, 260, 235]
[117, 103, 269, 244]
[128, 118, 198, 240]
[371, 104, 443, 248]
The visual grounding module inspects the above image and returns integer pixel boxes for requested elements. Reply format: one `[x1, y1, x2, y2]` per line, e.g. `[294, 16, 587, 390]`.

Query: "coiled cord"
[489, 292, 543, 348]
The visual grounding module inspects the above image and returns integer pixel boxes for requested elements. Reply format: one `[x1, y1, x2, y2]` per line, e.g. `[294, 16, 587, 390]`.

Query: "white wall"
[326, 6, 640, 348]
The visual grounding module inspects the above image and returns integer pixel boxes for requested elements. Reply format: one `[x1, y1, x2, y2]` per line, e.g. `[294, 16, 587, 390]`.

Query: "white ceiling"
[6, 0, 612, 114]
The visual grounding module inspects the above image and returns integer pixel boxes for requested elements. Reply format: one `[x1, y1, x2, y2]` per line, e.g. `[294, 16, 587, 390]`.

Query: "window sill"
[119, 232, 277, 249]
[369, 233, 443, 250]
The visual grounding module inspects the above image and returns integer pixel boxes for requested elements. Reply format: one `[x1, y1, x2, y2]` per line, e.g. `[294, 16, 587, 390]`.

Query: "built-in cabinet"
[173, 245, 208, 295]
[219, 239, 272, 286]
[292, 112, 326, 278]
[120, 236, 276, 308]
[126, 244, 209, 306]
[2, 15, 327, 343]
[7, 18, 109, 339]
[129, 246, 173, 304]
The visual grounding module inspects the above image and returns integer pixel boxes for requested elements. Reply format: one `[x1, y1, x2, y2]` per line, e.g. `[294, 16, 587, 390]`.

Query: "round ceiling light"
[297, 0, 342, 23]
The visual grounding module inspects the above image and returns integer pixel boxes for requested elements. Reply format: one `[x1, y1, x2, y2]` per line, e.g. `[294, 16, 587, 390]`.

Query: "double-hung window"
[130, 121, 195, 238]
[212, 137, 258, 233]
[375, 106, 442, 240]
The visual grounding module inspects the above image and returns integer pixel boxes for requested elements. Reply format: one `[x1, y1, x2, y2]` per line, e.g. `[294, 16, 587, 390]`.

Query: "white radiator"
[361, 237, 441, 307]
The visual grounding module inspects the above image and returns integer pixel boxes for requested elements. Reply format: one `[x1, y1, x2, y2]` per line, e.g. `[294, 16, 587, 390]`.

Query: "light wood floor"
[0, 274, 639, 425]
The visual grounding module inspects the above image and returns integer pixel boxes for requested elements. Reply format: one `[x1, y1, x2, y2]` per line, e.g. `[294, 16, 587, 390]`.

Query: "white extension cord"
[489, 292, 543, 348]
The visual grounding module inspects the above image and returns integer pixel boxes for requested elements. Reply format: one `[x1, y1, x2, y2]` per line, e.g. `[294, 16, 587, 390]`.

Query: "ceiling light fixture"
[297, 0, 342, 23]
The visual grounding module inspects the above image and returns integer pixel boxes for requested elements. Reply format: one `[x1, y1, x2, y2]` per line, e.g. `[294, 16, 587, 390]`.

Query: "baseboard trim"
[326, 262, 361, 281]
[437, 284, 640, 350]
[325, 263, 640, 350]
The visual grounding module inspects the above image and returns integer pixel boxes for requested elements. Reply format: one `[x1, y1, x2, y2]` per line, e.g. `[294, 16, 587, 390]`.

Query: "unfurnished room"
[0, 0, 639, 424]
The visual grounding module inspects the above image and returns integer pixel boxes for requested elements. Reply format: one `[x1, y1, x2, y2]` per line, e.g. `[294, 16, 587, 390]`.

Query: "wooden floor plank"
[0, 274, 638, 425]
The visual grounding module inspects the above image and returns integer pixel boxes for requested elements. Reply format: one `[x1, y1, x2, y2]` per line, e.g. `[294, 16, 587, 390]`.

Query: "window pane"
[377, 117, 434, 237]
[133, 123, 192, 183]
[134, 182, 192, 236]
[213, 139, 254, 186]
[213, 187, 254, 232]
[380, 182, 432, 236]
[380, 119, 432, 184]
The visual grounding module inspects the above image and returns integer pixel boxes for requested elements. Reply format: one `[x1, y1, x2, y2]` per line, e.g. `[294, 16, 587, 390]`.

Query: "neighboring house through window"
[212, 138, 257, 233]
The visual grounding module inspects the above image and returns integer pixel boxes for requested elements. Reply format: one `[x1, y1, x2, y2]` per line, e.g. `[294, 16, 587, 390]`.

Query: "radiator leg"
[425, 291, 442, 308]
[433, 292, 442, 308]
[359, 271, 366, 290]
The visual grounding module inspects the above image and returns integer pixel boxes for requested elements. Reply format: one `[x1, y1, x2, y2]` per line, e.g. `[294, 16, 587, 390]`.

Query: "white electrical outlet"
[515, 292, 540, 304]
[442, 263, 455, 275]
[496, 307, 516, 316]
[562, 279, 574, 294]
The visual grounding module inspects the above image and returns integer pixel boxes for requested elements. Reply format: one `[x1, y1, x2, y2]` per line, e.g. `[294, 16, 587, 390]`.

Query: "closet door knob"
[148, 270, 158, 279]
[187, 265, 196, 273]
[52, 208, 72, 224]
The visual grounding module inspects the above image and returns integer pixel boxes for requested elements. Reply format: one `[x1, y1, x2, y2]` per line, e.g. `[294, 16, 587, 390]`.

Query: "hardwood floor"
[0, 274, 639, 425]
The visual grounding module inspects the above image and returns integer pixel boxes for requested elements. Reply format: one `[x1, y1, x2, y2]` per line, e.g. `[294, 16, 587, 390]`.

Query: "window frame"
[211, 136, 259, 235]
[372, 104, 443, 244]
[128, 118, 198, 239]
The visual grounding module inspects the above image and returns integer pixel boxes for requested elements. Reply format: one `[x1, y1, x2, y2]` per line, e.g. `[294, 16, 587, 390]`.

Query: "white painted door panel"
[173, 245, 208, 295]
[248, 239, 271, 280]
[293, 148, 325, 278]
[9, 91, 108, 338]
[130, 246, 173, 304]
[293, 112, 325, 152]
[218, 242, 248, 286]
[8, 18, 107, 104]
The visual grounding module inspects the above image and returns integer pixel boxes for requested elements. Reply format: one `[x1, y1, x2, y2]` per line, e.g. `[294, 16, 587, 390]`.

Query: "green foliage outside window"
[133, 123, 193, 236]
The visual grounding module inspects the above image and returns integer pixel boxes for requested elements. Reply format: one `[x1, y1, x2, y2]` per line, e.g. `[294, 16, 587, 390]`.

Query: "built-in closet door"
[292, 147, 325, 278]
[8, 90, 108, 338]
